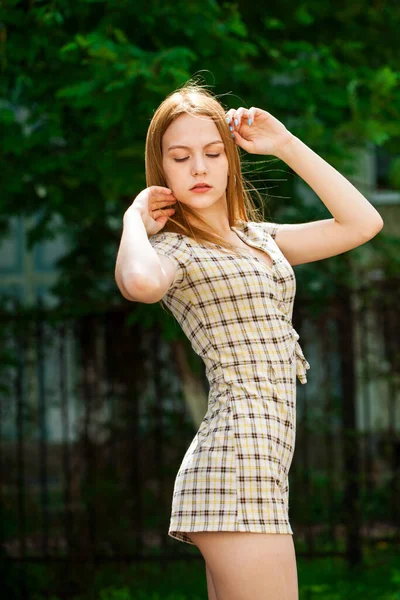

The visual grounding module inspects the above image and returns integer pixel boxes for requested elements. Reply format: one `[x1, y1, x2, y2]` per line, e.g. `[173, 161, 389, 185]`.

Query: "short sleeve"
[258, 221, 282, 240]
[148, 231, 191, 290]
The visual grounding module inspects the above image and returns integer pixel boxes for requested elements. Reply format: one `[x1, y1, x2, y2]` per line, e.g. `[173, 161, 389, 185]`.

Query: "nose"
[191, 155, 208, 176]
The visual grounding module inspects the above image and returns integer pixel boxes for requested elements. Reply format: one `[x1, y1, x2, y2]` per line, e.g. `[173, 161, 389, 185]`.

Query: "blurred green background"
[1, 0, 400, 598]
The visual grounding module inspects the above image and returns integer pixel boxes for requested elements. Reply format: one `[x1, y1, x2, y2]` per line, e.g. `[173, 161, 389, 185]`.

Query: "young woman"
[115, 83, 383, 600]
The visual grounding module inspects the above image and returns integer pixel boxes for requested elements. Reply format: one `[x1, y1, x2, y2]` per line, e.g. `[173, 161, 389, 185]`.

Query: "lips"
[191, 183, 212, 190]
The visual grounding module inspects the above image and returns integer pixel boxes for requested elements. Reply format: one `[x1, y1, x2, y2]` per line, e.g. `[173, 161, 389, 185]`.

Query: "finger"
[225, 109, 236, 125]
[150, 190, 176, 206]
[230, 129, 251, 152]
[152, 197, 177, 205]
[248, 106, 257, 125]
[151, 203, 176, 217]
[154, 217, 169, 230]
[151, 206, 176, 220]
[232, 107, 249, 128]
[233, 107, 253, 129]
[150, 186, 174, 195]
[225, 110, 238, 139]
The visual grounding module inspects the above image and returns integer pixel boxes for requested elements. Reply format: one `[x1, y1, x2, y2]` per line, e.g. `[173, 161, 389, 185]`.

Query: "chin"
[188, 199, 218, 210]
[185, 190, 220, 203]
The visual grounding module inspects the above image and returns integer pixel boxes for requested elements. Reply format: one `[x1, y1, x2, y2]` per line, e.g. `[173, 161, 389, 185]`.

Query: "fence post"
[337, 285, 363, 567]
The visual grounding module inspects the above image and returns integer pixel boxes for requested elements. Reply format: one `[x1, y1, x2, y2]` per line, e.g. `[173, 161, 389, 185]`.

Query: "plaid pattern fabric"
[149, 219, 311, 545]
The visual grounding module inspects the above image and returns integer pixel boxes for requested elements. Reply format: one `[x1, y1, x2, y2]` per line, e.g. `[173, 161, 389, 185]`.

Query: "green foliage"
[1, 0, 399, 318]
[14, 548, 400, 600]
[389, 156, 400, 190]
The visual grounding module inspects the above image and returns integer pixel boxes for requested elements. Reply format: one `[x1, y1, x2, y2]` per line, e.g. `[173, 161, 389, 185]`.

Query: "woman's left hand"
[226, 106, 294, 157]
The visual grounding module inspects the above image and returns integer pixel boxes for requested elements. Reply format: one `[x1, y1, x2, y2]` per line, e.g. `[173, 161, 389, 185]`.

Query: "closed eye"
[174, 154, 221, 163]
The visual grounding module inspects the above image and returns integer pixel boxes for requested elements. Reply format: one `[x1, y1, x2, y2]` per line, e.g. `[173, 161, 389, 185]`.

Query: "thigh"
[205, 561, 219, 600]
[190, 531, 298, 600]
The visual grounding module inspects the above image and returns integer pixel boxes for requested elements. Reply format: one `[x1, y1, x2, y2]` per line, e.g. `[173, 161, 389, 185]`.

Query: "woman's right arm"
[114, 187, 177, 303]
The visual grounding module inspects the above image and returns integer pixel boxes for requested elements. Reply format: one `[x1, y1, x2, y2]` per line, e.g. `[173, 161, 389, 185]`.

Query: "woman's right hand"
[124, 186, 177, 236]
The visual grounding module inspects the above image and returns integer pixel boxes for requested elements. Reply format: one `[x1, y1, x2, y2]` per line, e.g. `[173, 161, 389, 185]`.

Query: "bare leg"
[190, 531, 298, 600]
[205, 560, 219, 600]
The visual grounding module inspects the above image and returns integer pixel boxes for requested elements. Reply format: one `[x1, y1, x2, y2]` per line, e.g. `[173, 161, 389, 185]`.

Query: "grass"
[14, 543, 397, 600]
[298, 545, 400, 599]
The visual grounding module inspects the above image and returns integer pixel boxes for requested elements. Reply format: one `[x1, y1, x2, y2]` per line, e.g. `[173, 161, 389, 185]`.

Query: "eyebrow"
[167, 140, 224, 152]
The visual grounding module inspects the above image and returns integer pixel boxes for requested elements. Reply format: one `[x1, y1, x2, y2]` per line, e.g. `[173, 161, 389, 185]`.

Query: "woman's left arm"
[273, 135, 383, 265]
[227, 107, 384, 266]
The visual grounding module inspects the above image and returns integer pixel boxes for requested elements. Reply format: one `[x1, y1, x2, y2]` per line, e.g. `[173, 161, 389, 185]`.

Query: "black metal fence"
[1, 279, 399, 575]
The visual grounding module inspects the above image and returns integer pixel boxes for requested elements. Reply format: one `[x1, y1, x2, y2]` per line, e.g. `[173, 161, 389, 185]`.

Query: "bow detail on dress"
[287, 325, 311, 384]
[294, 340, 311, 384]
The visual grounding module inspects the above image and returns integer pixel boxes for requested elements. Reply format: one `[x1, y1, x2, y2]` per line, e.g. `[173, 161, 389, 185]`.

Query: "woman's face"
[161, 113, 229, 213]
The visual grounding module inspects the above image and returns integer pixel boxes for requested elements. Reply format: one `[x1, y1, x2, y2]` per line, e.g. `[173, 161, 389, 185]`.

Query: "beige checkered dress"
[149, 219, 310, 545]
